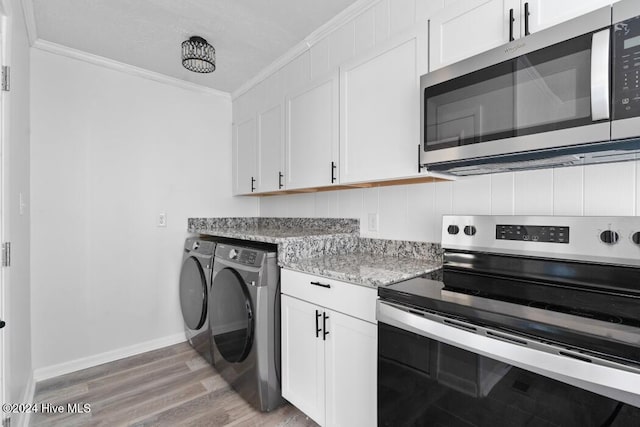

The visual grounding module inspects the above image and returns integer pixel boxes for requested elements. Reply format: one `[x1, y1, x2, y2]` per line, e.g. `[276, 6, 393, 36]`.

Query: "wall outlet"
[157, 212, 167, 227]
[367, 213, 378, 232]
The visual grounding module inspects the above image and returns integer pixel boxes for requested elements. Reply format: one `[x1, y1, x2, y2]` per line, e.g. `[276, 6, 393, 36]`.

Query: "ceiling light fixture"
[182, 36, 216, 73]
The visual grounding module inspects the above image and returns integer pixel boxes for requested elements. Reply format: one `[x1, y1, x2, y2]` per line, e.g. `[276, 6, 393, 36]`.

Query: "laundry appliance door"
[179, 256, 207, 330]
[210, 267, 254, 363]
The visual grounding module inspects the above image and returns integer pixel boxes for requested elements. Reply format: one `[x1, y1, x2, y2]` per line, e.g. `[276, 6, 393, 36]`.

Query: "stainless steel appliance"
[420, 0, 640, 175]
[179, 237, 218, 364]
[209, 242, 284, 412]
[378, 216, 640, 426]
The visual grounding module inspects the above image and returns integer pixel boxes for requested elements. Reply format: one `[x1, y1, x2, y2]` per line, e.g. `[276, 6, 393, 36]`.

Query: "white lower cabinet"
[281, 270, 377, 427]
[281, 294, 326, 424]
[324, 309, 377, 427]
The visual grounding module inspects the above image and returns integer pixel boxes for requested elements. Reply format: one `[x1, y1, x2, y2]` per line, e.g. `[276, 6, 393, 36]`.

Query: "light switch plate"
[157, 212, 167, 227]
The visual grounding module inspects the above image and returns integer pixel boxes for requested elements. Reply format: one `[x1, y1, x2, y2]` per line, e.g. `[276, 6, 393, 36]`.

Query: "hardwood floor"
[30, 342, 319, 427]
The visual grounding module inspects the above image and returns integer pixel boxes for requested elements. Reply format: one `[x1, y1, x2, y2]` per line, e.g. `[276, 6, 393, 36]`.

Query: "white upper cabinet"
[340, 25, 428, 184]
[524, 0, 617, 34]
[233, 117, 257, 195]
[430, 0, 517, 71]
[285, 71, 340, 190]
[257, 102, 285, 192]
[430, 0, 617, 72]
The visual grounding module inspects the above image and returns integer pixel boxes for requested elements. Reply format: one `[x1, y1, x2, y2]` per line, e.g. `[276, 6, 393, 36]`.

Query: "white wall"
[260, 164, 640, 242]
[5, 0, 33, 406]
[30, 49, 257, 372]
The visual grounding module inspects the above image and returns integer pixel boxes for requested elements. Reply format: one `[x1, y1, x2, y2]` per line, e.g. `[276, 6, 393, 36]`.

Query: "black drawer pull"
[509, 8, 515, 41]
[310, 281, 331, 289]
[323, 312, 329, 340]
[315, 310, 322, 338]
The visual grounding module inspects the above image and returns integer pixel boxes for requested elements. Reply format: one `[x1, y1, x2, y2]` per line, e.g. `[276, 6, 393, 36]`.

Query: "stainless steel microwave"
[420, 1, 640, 176]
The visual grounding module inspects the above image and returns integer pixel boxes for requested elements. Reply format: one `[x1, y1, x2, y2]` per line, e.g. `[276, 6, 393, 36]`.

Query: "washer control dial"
[229, 248, 239, 259]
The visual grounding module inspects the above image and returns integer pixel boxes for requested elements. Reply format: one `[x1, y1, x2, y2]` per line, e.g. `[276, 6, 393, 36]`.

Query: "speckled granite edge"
[278, 234, 360, 265]
[358, 238, 443, 262]
[283, 253, 442, 288]
[188, 217, 359, 234]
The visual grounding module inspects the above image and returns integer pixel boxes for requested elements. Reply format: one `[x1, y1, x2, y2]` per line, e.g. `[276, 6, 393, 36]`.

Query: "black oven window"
[378, 322, 640, 427]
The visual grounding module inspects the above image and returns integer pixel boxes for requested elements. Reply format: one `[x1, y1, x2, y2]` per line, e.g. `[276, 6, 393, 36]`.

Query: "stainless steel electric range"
[378, 216, 640, 427]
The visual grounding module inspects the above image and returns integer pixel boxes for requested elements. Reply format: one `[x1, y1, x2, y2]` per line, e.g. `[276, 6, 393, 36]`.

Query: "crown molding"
[231, 0, 380, 99]
[33, 39, 231, 98]
[20, 0, 37, 46]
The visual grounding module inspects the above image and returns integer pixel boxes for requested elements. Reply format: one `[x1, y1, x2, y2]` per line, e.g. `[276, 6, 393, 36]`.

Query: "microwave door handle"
[590, 29, 610, 121]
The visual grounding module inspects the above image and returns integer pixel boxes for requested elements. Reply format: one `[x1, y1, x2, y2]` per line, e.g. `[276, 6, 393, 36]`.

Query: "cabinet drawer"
[281, 269, 377, 324]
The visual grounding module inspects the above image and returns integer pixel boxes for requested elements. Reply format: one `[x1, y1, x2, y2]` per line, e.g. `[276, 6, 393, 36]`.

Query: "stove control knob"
[632, 232, 640, 245]
[464, 225, 477, 236]
[447, 225, 460, 235]
[600, 230, 619, 245]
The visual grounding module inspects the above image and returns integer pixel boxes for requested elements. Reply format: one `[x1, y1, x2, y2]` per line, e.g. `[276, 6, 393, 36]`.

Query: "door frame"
[0, 0, 9, 418]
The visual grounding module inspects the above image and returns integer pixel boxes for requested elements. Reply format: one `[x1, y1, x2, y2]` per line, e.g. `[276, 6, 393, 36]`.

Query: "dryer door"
[179, 256, 208, 330]
[210, 267, 254, 363]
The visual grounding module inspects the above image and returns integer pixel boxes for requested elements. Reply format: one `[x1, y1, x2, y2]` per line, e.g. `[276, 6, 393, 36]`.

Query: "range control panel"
[441, 216, 640, 267]
[496, 224, 570, 243]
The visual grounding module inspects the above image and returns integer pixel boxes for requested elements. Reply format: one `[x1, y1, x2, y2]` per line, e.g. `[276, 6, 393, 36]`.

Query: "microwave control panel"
[614, 15, 640, 120]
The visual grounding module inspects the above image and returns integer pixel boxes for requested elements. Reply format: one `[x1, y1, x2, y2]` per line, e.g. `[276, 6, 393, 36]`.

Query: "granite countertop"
[284, 252, 441, 288]
[195, 227, 355, 244]
[188, 217, 443, 288]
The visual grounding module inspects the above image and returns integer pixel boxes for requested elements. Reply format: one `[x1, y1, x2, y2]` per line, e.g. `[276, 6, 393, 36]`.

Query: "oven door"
[420, 7, 611, 168]
[377, 301, 640, 427]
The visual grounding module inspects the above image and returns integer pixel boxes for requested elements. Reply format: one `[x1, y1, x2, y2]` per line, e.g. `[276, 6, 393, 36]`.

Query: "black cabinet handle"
[323, 312, 329, 340]
[310, 281, 331, 289]
[509, 8, 515, 41]
[315, 310, 321, 338]
[251, 177, 256, 192]
[331, 161, 337, 183]
[278, 171, 284, 189]
[417, 144, 422, 173]
[524, 2, 530, 36]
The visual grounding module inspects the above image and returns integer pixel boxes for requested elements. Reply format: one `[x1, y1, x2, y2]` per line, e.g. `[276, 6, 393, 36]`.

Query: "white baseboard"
[33, 332, 187, 382]
[13, 373, 35, 427]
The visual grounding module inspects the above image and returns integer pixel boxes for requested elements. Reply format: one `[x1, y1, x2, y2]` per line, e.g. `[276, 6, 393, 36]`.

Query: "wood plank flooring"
[30, 342, 319, 427]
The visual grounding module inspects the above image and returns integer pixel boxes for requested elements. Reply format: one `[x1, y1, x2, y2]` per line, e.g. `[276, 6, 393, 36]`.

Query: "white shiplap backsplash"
[260, 161, 639, 243]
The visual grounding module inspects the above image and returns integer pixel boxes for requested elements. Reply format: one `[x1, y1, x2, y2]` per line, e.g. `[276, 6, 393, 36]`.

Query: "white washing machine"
[179, 237, 217, 364]
[209, 242, 284, 412]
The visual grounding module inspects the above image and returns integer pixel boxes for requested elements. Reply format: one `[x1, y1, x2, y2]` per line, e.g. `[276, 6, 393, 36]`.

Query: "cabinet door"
[258, 103, 284, 192]
[285, 72, 339, 190]
[325, 310, 377, 427]
[281, 295, 325, 426]
[234, 117, 257, 195]
[340, 25, 427, 184]
[430, 0, 518, 71]
[524, 0, 616, 35]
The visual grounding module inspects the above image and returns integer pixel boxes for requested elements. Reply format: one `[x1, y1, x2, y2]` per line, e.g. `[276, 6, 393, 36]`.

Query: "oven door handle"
[376, 300, 640, 408]
[590, 28, 610, 121]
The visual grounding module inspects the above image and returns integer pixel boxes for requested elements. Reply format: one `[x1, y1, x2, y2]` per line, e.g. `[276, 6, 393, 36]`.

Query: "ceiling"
[31, 0, 361, 93]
